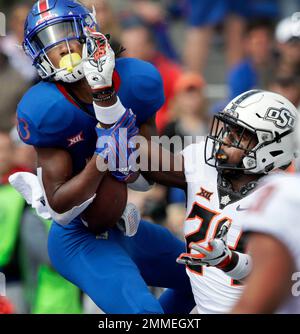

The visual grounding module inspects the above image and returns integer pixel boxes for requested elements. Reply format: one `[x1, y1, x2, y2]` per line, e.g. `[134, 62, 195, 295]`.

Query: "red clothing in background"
[152, 53, 182, 134]
[0, 167, 30, 185]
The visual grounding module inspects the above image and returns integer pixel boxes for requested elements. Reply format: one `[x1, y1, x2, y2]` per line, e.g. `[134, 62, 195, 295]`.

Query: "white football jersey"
[182, 142, 257, 314]
[241, 173, 300, 314]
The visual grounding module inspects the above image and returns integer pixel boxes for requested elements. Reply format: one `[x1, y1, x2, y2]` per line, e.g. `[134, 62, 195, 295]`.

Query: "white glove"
[9, 172, 51, 220]
[177, 222, 232, 268]
[117, 203, 141, 237]
[82, 29, 115, 90]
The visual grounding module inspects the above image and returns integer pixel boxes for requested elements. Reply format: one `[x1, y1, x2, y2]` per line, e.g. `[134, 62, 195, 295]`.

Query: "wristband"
[92, 89, 116, 103]
[222, 252, 252, 280]
[93, 96, 126, 124]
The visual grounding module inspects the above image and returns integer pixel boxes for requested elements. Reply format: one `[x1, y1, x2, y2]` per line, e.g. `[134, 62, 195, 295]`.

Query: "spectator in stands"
[275, 14, 300, 77]
[269, 75, 300, 109]
[129, 0, 179, 62]
[0, 4, 37, 82]
[227, 18, 275, 100]
[0, 4, 37, 132]
[269, 74, 300, 172]
[20, 210, 83, 314]
[279, 0, 300, 18]
[0, 297, 15, 314]
[10, 125, 37, 174]
[163, 71, 209, 151]
[120, 22, 182, 133]
[183, 0, 279, 73]
[0, 132, 27, 313]
[82, 0, 121, 39]
[164, 204, 185, 240]
[163, 72, 209, 209]
[0, 130, 82, 314]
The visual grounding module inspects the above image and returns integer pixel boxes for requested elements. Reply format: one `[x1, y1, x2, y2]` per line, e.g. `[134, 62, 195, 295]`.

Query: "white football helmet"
[205, 90, 298, 174]
[294, 111, 300, 156]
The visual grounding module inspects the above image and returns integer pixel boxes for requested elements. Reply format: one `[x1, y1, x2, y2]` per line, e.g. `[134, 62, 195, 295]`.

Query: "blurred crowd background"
[0, 0, 300, 314]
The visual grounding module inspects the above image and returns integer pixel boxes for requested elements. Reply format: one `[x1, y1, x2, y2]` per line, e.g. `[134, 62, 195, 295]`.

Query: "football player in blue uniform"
[16, 0, 195, 314]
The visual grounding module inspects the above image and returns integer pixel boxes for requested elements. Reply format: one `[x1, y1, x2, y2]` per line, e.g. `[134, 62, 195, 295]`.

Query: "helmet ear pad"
[35, 58, 55, 79]
[41, 59, 53, 74]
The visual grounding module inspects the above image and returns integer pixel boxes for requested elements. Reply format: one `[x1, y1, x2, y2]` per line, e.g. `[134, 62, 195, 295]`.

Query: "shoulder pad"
[115, 58, 165, 126]
[17, 82, 75, 147]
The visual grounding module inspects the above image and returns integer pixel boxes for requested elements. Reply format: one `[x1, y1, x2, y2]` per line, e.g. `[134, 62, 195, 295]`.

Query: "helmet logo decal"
[36, 13, 58, 26]
[224, 107, 239, 118]
[38, 0, 50, 17]
[220, 195, 231, 206]
[36, 0, 57, 25]
[264, 107, 296, 129]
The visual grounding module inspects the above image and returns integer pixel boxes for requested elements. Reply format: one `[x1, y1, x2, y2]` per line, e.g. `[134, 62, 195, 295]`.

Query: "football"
[81, 174, 128, 234]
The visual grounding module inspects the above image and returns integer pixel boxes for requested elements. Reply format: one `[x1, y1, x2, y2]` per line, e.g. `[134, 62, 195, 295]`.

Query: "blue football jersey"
[17, 58, 165, 173]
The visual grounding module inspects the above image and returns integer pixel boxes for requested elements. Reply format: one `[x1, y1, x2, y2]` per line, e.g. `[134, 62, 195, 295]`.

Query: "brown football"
[81, 174, 128, 234]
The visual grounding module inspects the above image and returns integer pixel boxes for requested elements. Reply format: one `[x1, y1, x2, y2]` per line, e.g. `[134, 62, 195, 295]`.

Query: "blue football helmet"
[23, 0, 98, 82]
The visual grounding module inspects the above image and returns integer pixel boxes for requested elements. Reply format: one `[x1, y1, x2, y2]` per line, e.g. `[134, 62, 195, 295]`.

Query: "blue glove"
[111, 131, 140, 182]
[95, 108, 139, 180]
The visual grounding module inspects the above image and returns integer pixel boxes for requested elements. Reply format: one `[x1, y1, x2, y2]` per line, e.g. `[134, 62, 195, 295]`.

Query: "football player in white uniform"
[230, 129, 300, 313]
[145, 89, 298, 313]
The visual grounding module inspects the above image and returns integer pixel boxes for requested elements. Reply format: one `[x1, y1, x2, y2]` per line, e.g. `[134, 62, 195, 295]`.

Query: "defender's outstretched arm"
[231, 233, 295, 314]
[139, 117, 187, 190]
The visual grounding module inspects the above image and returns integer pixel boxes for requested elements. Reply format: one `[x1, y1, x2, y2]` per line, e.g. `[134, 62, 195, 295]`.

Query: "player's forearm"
[139, 140, 186, 188]
[231, 235, 295, 314]
[231, 267, 291, 314]
[50, 155, 106, 213]
[142, 171, 186, 189]
[231, 292, 277, 314]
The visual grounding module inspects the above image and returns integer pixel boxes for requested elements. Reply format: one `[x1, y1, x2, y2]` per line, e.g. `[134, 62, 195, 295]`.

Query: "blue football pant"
[48, 219, 195, 314]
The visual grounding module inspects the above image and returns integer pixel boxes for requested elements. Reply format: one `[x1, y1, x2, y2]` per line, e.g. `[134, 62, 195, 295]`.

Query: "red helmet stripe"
[38, 0, 50, 18]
